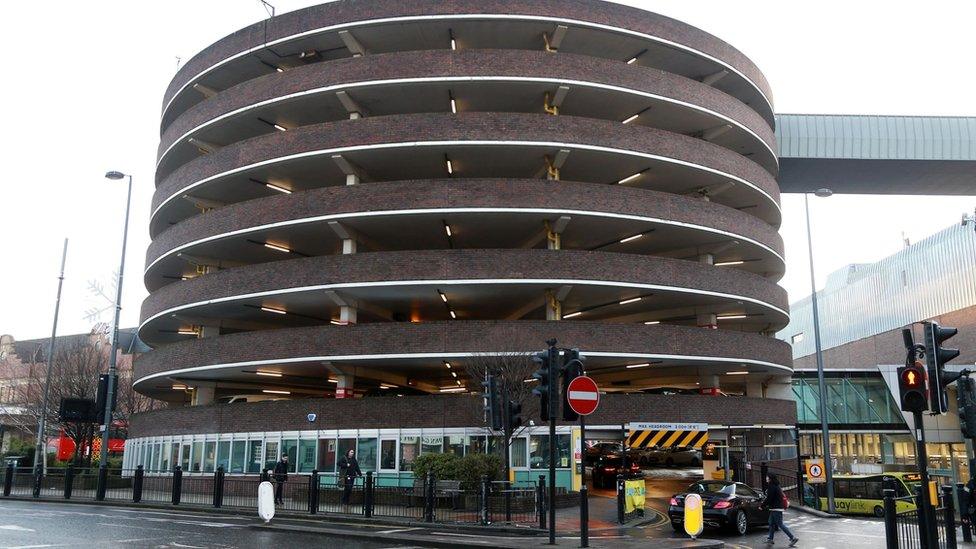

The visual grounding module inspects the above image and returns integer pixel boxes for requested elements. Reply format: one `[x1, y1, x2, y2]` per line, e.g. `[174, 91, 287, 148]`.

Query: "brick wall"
[129, 392, 796, 437]
[152, 112, 779, 217]
[140, 248, 787, 330]
[162, 0, 773, 123]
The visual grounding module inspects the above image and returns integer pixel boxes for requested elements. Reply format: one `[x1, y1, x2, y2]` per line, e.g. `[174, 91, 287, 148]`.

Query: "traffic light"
[482, 374, 503, 431]
[507, 401, 523, 430]
[561, 349, 584, 421]
[95, 373, 118, 424]
[923, 321, 961, 415]
[898, 362, 928, 413]
[956, 377, 976, 438]
[531, 349, 553, 421]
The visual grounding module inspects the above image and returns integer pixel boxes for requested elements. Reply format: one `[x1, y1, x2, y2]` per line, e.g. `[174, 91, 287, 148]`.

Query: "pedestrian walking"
[273, 454, 289, 505]
[761, 474, 799, 546]
[337, 449, 362, 504]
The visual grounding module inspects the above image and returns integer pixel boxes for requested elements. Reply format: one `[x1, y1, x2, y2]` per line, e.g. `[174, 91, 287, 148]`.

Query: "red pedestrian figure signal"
[898, 363, 928, 413]
[903, 369, 921, 387]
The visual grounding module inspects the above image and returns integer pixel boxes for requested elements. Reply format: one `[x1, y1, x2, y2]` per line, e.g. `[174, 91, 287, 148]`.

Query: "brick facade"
[140, 248, 787, 329]
[145, 179, 784, 283]
[129, 392, 796, 438]
[152, 112, 779, 225]
[162, 0, 773, 126]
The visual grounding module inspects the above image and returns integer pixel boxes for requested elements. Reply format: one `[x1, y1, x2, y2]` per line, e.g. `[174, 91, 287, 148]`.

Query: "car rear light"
[713, 500, 732, 509]
[669, 497, 678, 506]
[602, 466, 615, 472]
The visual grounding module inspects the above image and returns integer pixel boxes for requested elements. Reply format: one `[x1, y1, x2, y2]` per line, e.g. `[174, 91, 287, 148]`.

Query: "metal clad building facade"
[779, 224, 976, 359]
[776, 114, 976, 161]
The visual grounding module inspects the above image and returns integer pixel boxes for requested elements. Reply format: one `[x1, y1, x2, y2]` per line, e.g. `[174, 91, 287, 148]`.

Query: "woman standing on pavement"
[761, 474, 799, 546]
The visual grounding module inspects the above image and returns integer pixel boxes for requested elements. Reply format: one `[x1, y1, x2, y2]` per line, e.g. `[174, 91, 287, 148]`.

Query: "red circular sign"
[567, 376, 600, 416]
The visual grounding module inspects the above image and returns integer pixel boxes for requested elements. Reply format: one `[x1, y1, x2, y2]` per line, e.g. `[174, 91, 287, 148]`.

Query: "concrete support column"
[335, 375, 355, 399]
[199, 325, 219, 338]
[342, 238, 357, 254]
[697, 312, 717, 329]
[191, 382, 215, 406]
[764, 375, 794, 400]
[339, 306, 357, 325]
[545, 290, 562, 320]
[745, 379, 764, 398]
[698, 253, 714, 266]
[699, 374, 720, 396]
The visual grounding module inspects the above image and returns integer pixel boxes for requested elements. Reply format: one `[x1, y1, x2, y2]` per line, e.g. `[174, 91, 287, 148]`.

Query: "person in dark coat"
[272, 454, 289, 505]
[760, 474, 799, 546]
[337, 449, 362, 504]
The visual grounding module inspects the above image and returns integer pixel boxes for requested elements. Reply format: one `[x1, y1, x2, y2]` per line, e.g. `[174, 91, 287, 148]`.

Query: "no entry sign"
[566, 376, 600, 416]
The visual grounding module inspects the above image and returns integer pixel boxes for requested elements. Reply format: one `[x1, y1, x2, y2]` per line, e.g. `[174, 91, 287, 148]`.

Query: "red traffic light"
[901, 367, 924, 387]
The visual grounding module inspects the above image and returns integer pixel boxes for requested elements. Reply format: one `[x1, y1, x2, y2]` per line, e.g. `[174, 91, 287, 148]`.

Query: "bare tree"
[464, 329, 541, 483]
[8, 330, 160, 465]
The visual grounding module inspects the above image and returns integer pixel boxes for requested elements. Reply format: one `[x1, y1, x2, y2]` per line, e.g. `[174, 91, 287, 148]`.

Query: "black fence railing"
[0, 463, 544, 528]
[883, 486, 960, 549]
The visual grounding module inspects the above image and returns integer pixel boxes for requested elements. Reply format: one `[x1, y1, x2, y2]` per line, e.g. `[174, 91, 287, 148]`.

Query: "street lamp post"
[33, 239, 68, 478]
[96, 171, 133, 500]
[804, 188, 836, 514]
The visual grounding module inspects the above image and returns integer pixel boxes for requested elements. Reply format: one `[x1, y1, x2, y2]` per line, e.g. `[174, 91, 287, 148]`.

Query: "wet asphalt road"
[0, 500, 412, 549]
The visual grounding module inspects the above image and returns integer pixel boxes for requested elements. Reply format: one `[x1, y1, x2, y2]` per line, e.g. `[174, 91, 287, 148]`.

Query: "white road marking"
[376, 527, 422, 534]
[797, 529, 884, 539]
[0, 525, 35, 532]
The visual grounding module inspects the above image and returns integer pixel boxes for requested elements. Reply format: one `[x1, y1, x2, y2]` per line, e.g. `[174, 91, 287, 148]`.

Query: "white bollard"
[258, 481, 275, 523]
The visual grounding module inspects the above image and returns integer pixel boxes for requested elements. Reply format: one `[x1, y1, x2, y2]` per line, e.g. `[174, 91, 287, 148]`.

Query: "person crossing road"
[761, 474, 799, 546]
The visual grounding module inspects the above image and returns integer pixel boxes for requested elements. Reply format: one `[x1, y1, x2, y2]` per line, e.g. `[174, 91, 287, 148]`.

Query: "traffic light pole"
[912, 409, 938, 549]
[547, 340, 557, 545]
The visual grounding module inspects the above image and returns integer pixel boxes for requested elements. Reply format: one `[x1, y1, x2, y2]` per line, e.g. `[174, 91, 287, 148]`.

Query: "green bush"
[412, 453, 461, 481]
[456, 453, 502, 490]
[412, 452, 503, 491]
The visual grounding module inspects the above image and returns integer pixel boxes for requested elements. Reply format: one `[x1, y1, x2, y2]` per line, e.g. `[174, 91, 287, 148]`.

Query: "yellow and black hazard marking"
[626, 428, 709, 449]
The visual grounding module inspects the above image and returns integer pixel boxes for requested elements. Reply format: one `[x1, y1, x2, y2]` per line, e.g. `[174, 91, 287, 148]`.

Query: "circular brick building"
[128, 0, 794, 481]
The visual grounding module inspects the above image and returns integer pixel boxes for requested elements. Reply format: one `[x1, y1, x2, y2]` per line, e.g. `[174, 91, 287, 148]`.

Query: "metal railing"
[883, 486, 959, 549]
[0, 463, 544, 528]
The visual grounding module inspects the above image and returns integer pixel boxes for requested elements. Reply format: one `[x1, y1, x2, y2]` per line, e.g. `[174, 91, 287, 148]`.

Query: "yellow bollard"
[684, 493, 704, 539]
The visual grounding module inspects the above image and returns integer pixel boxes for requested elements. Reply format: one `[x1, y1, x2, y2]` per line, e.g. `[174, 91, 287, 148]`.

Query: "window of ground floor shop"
[125, 429, 577, 477]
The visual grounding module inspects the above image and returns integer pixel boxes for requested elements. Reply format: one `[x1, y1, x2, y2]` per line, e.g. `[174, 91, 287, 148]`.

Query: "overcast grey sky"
[1, 0, 973, 340]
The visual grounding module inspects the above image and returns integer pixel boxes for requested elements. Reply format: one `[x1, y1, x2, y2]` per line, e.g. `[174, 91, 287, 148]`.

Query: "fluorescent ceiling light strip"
[265, 182, 292, 194]
[260, 306, 287, 315]
[618, 297, 641, 305]
[263, 389, 291, 394]
[619, 233, 643, 243]
[263, 242, 290, 253]
[714, 260, 744, 266]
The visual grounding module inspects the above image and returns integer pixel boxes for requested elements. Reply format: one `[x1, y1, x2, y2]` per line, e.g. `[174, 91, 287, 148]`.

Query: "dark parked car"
[584, 442, 621, 465]
[590, 454, 642, 489]
[668, 480, 769, 535]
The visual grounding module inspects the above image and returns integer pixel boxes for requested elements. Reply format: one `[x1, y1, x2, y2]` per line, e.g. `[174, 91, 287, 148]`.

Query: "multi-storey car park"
[126, 0, 798, 487]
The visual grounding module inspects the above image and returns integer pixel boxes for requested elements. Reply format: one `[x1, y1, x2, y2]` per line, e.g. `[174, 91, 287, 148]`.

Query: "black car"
[590, 454, 642, 489]
[668, 480, 769, 535]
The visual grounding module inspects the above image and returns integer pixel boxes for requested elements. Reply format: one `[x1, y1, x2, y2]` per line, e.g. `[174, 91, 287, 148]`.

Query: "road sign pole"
[579, 413, 588, 548]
